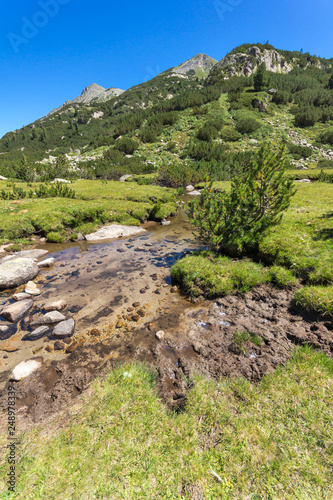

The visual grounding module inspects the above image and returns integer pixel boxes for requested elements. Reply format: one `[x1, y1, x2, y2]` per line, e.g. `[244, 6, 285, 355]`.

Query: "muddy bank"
[1, 284, 332, 427]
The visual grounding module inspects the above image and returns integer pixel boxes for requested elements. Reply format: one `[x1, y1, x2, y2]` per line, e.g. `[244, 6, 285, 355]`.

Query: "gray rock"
[295, 179, 311, 183]
[52, 318, 75, 338]
[10, 359, 42, 381]
[85, 225, 146, 241]
[267, 88, 277, 94]
[186, 185, 195, 192]
[37, 257, 55, 268]
[0, 175, 8, 181]
[0, 258, 40, 289]
[0, 249, 48, 264]
[188, 190, 202, 196]
[0, 299, 33, 322]
[24, 326, 50, 340]
[31, 311, 66, 325]
[44, 299, 67, 312]
[119, 174, 133, 182]
[12, 292, 32, 302]
[161, 220, 171, 226]
[0, 324, 10, 334]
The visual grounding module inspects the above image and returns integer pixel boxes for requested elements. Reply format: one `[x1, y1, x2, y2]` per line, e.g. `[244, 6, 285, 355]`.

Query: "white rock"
[51, 178, 71, 183]
[85, 225, 146, 242]
[25, 281, 41, 296]
[188, 190, 202, 196]
[186, 185, 195, 192]
[37, 258, 55, 268]
[31, 311, 66, 325]
[10, 359, 42, 381]
[155, 330, 165, 341]
[0, 175, 7, 180]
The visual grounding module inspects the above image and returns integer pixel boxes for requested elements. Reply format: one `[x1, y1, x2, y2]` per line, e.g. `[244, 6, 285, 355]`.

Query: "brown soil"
[1, 285, 332, 428]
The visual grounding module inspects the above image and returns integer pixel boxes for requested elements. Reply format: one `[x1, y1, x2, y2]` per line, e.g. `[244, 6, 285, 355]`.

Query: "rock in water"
[24, 326, 50, 340]
[44, 299, 67, 312]
[85, 225, 146, 241]
[12, 292, 32, 302]
[25, 281, 41, 296]
[0, 324, 10, 333]
[0, 259, 39, 289]
[52, 318, 75, 338]
[31, 311, 66, 325]
[0, 299, 33, 322]
[10, 359, 42, 381]
[37, 258, 55, 268]
[0, 249, 48, 264]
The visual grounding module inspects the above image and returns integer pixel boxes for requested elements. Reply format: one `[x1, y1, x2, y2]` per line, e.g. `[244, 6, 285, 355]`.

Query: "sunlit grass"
[0, 347, 332, 499]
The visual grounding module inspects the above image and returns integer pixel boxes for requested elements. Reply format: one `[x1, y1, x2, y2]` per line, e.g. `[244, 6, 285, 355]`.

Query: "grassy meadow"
[0, 347, 332, 499]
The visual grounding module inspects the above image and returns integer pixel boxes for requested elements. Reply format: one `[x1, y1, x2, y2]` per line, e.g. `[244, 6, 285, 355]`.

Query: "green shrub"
[287, 143, 313, 159]
[114, 138, 140, 154]
[221, 127, 241, 142]
[318, 128, 333, 146]
[235, 117, 261, 135]
[46, 231, 65, 243]
[158, 160, 206, 188]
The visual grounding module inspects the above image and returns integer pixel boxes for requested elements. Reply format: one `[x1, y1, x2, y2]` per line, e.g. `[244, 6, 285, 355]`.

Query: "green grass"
[1, 347, 332, 499]
[0, 180, 176, 244]
[171, 251, 272, 298]
[295, 286, 333, 317]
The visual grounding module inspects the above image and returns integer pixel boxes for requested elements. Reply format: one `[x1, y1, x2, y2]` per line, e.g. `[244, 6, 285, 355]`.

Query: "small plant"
[233, 330, 263, 354]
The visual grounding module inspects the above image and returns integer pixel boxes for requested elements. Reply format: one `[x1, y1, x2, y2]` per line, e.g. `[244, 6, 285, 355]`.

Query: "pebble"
[25, 326, 50, 340]
[133, 302, 140, 308]
[155, 331, 165, 341]
[12, 292, 32, 302]
[52, 318, 75, 338]
[31, 311, 66, 325]
[131, 314, 140, 322]
[25, 281, 41, 296]
[37, 258, 55, 268]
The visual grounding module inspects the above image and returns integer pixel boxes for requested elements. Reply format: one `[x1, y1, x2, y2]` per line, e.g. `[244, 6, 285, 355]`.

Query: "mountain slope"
[207, 43, 333, 84]
[47, 83, 125, 115]
[169, 53, 218, 78]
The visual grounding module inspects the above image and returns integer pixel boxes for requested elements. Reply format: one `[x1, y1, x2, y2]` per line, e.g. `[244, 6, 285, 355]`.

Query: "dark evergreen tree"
[254, 63, 268, 92]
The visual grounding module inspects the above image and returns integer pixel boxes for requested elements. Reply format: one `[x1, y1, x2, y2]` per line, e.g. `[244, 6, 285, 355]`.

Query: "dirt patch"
[1, 285, 332, 428]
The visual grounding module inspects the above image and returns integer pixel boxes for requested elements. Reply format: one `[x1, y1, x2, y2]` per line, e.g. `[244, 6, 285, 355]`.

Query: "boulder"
[52, 318, 75, 338]
[10, 359, 42, 381]
[119, 175, 133, 182]
[37, 257, 55, 268]
[0, 249, 48, 264]
[161, 220, 171, 226]
[0, 258, 40, 289]
[268, 88, 277, 94]
[24, 326, 50, 340]
[188, 190, 202, 196]
[44, 299, 67, 312]
[0, 175, 8, 181]
[31, 311, 66, 325]
[0, 299, 33, 322]
[186, 185, 195, 192]
[85, 225, 146, 242]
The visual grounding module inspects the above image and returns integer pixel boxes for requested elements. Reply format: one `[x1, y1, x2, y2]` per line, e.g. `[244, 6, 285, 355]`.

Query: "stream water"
[0, 208, 201, 379]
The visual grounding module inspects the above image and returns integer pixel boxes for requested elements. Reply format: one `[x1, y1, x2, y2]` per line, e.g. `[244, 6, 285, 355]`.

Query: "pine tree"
[184, 143, 296, 255]
[254, 63, 268, 92]
[329, 73, 333, 90]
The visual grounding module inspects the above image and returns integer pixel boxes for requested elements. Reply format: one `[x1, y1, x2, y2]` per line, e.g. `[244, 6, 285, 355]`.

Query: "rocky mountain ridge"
[47, 83, 124, 116]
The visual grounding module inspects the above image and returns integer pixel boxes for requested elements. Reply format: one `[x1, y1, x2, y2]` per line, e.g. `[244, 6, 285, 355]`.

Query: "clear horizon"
[1, 0, 333, 139]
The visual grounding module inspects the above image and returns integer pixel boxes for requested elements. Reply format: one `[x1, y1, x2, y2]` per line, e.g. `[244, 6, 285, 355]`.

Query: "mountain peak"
[171, 53, 218, 77]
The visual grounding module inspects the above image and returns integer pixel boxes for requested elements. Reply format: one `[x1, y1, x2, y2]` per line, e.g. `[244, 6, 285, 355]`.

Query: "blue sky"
[0, 0, 332, 138]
